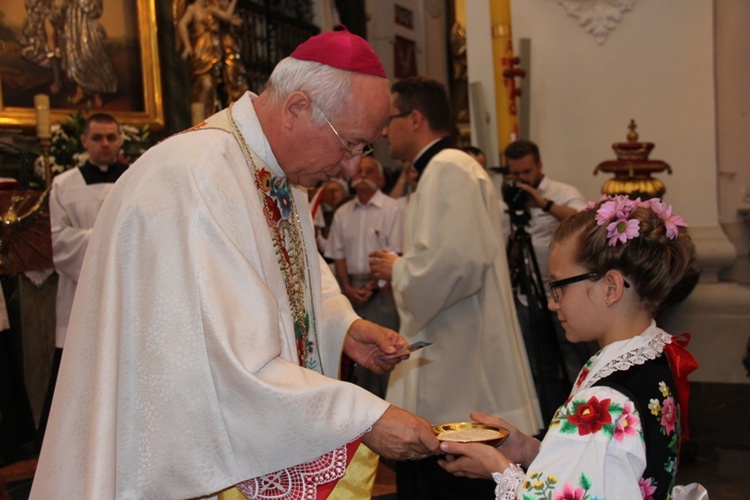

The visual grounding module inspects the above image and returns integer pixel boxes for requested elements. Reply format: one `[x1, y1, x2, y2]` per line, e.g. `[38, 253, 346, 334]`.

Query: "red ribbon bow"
[663, 333, 699, 439]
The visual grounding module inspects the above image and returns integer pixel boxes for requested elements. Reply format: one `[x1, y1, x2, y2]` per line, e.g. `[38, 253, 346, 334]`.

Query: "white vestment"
[31, 93, 389, 499]
[387, 149, 542, 434]
[49, 167, 114, 347]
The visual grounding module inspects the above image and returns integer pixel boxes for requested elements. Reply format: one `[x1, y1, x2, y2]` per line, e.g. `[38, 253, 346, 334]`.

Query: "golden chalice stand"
[594, 120, 671, 199]
[0, 94, 54, 275]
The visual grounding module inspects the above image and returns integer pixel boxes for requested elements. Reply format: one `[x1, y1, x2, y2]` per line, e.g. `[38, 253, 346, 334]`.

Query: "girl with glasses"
[437, 195, 706, 500]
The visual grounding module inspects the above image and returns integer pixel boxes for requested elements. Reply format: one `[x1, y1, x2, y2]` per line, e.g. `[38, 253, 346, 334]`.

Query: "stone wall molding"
[558, 0, 636, 44]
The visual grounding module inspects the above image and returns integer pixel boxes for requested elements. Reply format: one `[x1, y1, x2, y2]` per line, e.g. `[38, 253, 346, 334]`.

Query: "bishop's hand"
[343, 319, 409, 375]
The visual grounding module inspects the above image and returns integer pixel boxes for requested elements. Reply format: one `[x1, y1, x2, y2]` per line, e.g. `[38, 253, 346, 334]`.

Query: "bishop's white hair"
[266, 58, 354, 124]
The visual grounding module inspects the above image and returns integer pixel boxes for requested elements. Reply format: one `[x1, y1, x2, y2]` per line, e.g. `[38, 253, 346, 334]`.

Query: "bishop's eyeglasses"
[316, 105, 373, 160]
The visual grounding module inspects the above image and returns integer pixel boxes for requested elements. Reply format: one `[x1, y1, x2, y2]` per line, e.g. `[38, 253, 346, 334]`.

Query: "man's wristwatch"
[542, 199, 554, 212]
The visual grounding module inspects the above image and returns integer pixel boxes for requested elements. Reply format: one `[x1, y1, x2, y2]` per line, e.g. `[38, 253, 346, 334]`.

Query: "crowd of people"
[30, 28, 705, 500]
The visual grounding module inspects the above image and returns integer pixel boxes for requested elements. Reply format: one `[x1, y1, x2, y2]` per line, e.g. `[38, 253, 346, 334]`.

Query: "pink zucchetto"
[290, 27, 386, 78]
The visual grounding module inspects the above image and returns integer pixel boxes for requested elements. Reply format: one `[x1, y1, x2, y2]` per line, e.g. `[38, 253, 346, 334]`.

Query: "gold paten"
[432, 422, 509, 447]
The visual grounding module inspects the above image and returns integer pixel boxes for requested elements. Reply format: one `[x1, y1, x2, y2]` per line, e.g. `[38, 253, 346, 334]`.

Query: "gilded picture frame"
[0, 0, 164, 130]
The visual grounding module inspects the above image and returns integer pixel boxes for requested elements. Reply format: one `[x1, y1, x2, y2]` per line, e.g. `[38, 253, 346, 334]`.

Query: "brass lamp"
[594, 120, 671, 199]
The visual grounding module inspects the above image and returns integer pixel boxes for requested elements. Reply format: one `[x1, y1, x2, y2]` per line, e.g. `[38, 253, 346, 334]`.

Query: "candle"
[34, 94, 52, 139]
[190, 102, 205, 126]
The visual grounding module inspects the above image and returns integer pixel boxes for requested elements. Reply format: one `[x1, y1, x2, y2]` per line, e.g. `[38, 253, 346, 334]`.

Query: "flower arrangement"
[33, 110, 152, 185]
[588, 194, 688, 246]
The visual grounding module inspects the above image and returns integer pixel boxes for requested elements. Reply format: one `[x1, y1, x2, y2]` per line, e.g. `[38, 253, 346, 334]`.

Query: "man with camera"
[504, 139, 585, 265]
[503, 139, 588, 420]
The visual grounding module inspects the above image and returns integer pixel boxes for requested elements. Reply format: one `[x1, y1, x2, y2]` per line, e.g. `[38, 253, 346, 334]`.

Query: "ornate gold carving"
[594, 119, 672, 199]
[0, 187, 52, 274]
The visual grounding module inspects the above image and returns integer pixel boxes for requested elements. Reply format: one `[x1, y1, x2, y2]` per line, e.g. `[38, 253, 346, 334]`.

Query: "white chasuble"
[31, 93, 389, 500]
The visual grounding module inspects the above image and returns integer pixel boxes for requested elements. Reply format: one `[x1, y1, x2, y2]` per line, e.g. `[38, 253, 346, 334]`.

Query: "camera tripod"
[506, 209, 571, 423]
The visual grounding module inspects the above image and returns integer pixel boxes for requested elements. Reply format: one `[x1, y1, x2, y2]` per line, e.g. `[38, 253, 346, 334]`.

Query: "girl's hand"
[437, 441, 512, 479]
[469, 412, 540, 468]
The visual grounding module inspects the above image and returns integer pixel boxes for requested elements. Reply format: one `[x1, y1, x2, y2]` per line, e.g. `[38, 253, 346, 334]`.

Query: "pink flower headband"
[586, 195, 688, 246]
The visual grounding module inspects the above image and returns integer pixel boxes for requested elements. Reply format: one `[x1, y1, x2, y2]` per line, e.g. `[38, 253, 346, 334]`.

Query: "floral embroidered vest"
[594, 353, 681, 499]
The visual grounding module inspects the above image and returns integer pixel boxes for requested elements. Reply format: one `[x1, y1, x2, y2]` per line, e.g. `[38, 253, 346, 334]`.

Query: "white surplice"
[49, 167, 114, 347]
[30, 93, 389, 499]
[387, 148, 542, 434]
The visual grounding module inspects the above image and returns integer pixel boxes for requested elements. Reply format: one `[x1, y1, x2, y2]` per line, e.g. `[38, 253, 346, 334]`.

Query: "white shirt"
[324, 190, 404, 275]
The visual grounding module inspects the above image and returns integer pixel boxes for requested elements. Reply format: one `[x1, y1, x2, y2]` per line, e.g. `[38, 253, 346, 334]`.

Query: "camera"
[502, 180, 529, 212]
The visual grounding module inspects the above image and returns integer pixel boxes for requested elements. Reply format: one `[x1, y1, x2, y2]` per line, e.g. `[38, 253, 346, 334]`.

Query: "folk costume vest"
[594, 353, 681, 499]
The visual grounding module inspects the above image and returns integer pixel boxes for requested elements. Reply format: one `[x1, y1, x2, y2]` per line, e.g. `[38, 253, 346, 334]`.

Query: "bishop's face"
[281, 77, 390, 189]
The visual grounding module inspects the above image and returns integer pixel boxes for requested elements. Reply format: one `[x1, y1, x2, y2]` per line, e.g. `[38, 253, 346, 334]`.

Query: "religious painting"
[394, 5, 414, 30]
[0, 0, 163, 130]
[394, 35, 417, 78]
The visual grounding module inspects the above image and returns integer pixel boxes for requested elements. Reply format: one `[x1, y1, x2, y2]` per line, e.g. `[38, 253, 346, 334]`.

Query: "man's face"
[321, 180, 347, 209]
[351, 157, 383, 196]
[381, 94, 413, 163]
[81, 121, 121, 166]
[507, 153, 543, 187]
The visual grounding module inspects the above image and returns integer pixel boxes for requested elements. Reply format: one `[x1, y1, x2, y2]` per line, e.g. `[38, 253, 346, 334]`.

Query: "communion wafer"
[437, 428, 504, 442]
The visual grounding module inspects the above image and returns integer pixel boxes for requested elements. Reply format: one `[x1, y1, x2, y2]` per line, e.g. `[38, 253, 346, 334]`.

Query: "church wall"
[364, 0, 449, 167]
[365, 0, 449, 86]
[458, 0, 748, 384]
[715, 0, 750, 272]
[507, 0, 717, 227]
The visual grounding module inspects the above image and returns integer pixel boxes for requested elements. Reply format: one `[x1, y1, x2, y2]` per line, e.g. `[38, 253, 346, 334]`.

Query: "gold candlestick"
[34, 94, 53, 187]
[34, 94, 52, 139]
[39, 137, 52, 188]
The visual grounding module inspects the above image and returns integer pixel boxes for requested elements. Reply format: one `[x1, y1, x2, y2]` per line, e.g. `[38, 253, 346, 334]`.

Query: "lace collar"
[582, 321, 673, 389]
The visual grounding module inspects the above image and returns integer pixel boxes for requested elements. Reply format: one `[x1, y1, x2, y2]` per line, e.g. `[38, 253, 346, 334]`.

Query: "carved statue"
[217, 0, 248, 102]
[176, 0, 247, 115]
[449, 21, 470, 136]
